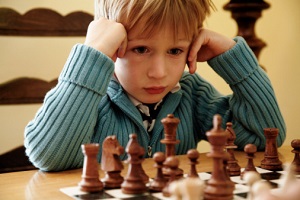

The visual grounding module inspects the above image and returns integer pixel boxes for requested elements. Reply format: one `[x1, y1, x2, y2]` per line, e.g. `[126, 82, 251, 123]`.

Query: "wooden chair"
[0, 7, 93, 173]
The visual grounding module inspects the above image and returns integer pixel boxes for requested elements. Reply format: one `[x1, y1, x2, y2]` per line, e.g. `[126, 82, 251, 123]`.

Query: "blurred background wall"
[1, 0, 299, 154]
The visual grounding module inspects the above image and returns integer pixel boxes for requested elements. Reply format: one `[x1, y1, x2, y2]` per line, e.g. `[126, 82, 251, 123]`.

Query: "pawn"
[291, 139, 300, 174]
[78, 143, 103, 192]
[162, 156, 180, 197]
[149, 152, 167, 192]
[187, 149, 200, 178]
[241, 144, 258, 179]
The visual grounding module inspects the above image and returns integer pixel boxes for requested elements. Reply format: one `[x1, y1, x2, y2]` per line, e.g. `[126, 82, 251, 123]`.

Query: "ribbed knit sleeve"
[208, 37, 286, 150]
[24, 44, 114, 171]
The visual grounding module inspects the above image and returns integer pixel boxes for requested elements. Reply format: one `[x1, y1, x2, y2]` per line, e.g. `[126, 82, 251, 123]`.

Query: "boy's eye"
[133, 47, 148, 54]
[168, 48, 183, 55]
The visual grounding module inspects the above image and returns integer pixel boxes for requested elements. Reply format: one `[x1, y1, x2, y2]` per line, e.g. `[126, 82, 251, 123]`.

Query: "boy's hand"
[187, 29, 236, 74]
[84, 17, 127, 61]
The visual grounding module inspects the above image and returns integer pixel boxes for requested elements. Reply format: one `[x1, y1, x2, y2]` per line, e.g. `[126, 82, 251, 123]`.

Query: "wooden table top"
[0, 145, 294, 200]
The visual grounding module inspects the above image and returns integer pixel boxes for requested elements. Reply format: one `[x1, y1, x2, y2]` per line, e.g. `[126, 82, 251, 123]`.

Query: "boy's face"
[115, 23, 191, 104]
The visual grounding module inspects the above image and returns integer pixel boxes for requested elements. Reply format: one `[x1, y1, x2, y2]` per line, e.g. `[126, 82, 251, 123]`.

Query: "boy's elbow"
[25, 146, 82, 172]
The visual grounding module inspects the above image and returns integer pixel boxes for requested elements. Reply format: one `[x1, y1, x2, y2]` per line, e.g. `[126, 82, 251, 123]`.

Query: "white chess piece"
[252, 181, 281, 200]
[271, 163, 300, 200]
[243, 171, 261, 200]
[169, 178, 205, 200]
[273, 163, 300, 200]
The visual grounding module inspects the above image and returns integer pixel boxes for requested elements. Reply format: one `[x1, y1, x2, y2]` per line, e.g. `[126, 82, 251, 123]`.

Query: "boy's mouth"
[144, 86, 166, 94]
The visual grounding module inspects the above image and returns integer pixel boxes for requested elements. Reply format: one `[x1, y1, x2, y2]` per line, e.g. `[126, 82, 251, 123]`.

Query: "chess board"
[60, 167, 300, 200]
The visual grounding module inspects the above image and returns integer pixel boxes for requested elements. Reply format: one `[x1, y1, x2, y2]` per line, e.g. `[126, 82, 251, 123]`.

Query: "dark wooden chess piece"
[260, 128, 283, 171]
[204, 114, 235, 200]
[160, 114, 180, 157]
[161, 114, 183, 179]
[162, 156, 180, 197]
[78, 143, 103, 192]
[187, 149, 200, 178]
[241, 144, 258, 179]
[101, 135, 124, 189]
[121, 134, 148, 194]
[291, 139, 300, 174]
[225, 122, 241, 176]
[149, 152, 167, 192]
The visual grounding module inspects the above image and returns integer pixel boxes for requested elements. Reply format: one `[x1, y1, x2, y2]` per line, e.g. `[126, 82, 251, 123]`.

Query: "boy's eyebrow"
[128, 38, 191, 44]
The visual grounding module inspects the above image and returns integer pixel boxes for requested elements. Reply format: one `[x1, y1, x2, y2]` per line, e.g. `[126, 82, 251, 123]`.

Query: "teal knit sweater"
[24, 37, 286, 171]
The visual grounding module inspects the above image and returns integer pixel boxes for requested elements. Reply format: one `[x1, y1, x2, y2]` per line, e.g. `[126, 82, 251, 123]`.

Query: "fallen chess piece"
[169, 178, 205, 200]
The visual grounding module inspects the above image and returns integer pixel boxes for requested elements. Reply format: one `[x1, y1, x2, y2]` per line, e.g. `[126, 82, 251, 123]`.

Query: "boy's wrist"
[208, 36, 260, 85]
[59, 44, 115, 94]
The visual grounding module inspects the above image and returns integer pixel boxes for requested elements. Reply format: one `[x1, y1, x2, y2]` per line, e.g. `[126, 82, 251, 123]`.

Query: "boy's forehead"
[127, 21, 192, 42]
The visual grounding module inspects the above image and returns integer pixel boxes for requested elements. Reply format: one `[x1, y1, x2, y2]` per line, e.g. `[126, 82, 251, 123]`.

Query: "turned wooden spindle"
[224, 0, 270, 70]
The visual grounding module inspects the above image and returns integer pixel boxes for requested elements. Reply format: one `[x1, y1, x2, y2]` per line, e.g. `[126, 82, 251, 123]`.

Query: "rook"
[78, 143, 103, 192]
[260, 128, 283, 171]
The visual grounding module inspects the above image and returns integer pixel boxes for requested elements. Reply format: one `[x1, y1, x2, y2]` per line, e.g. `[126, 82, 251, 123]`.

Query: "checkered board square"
[60, 167, 300, 200]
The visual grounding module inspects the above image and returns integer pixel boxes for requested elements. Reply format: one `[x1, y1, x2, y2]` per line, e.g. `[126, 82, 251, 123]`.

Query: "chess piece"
[101, 135, 124, 188]
[243, 171, 261, 200]
[161, 114, 183, 178]
[169, 178, 205, 200]
[204, 114, 235, 200]
[121, 134, 148, 194]
[260, 128, 283, 171]
[160, 114, 180, 157]
[149, 152, 167, 192]
[162, 156, 180, 197]
[78, 143, 103, 192]
[241, 144, 258, 179]
[291, 139, 300, 174]
[272, 163, 300, 200]
[252, 181, 280, 200]
[225, 122, 241, 176]
[187, 149, 200, 178]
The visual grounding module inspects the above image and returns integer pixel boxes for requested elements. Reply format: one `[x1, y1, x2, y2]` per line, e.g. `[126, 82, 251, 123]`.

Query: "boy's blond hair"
[95, 0, 214, 40]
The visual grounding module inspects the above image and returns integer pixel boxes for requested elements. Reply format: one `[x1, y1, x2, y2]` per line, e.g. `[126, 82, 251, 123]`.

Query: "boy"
[24, 0, 286, 171]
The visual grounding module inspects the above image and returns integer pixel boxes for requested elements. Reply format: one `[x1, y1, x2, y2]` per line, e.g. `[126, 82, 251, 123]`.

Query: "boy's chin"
[139, 97, 163, 104]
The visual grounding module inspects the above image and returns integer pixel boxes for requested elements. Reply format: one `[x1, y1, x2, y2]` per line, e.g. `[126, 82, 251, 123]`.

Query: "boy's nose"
[147, 56, 167, 79]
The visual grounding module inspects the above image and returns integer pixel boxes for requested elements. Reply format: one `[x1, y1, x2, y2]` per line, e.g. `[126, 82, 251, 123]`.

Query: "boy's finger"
[117, 38, 128, 58]
[188, 59, 197, 74]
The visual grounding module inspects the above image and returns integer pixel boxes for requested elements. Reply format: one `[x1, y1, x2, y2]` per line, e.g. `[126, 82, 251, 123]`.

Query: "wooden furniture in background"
[0, 7, 93, 173]
[0, 7, 93, 105]
[224, 0, 270, 70]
